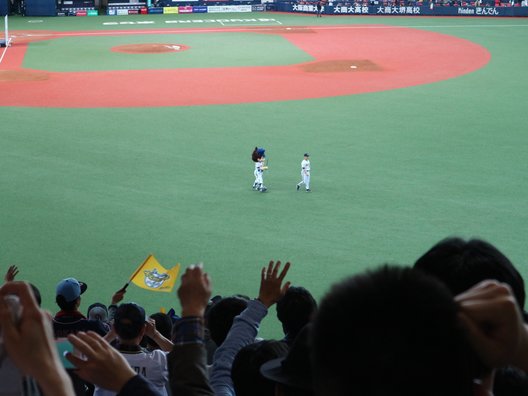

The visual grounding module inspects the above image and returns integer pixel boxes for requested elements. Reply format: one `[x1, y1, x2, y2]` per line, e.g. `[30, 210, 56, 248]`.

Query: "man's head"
[232, 340, 289, 396]
[414, 237, 525, 310]
[276, 286, 317, 345]
[252, 147, 266, 162]
[55, 278, 87, 311]
[144, 312, 173, 350]
[303, 153, 310, 159]
[311, 265, 479, 396]
[87, 302, 108, 322]
[206, 296, 249, 347]
[114, 303, 146, 342]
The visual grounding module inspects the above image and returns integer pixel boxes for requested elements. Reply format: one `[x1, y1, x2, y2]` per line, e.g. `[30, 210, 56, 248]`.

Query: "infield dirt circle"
[0, 25, 490, 108]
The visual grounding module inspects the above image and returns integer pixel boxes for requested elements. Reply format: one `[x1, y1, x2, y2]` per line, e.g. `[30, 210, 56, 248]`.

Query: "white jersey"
[94, 349, 168, 396]
[301, 159, 310, 175]
[255, 161, 264, 174]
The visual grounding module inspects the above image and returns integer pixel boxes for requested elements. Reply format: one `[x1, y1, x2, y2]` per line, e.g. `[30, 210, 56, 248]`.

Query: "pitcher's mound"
[302, 60, 382, 73]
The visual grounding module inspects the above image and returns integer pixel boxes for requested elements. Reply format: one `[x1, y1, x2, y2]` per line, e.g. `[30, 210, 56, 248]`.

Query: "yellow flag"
[130, 255, 180, 293]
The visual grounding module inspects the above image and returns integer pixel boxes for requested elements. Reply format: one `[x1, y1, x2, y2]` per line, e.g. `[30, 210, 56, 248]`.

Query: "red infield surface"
[0, 25, 490, 108]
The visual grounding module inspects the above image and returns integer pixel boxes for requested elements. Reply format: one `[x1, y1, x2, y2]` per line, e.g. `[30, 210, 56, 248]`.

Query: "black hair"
[414, 237, 525, 309]
[252, 147, 260, 162]
[312, 265, 479, 396]
[276, 286, 317, 346]
[206, 296, 249, 347]
[145, 312, 173, 350]
[232, 340, 289, 396]
[30, 283, 42, 307]
[114, 303, 146, 341]
[56, 295, 78, 311]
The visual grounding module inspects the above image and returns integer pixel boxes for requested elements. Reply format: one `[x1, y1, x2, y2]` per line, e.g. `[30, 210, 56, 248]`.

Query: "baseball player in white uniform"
[296, 153, 311, 192]
[252, 147, 268, 192]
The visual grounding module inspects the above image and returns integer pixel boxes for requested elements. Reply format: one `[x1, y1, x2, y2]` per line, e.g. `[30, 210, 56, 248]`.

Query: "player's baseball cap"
[304, 153, 310, 157]
[56, 278, 87, 303]
[87, 302, 109, 322]
[114, 302, 146, 340]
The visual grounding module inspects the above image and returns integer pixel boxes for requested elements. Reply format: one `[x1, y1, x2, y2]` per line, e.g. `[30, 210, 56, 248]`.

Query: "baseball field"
[1, 12, 527, 337]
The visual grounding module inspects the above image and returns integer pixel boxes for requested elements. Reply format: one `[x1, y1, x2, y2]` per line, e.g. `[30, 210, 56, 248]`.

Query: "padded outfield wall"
[277, 2, 528, 16]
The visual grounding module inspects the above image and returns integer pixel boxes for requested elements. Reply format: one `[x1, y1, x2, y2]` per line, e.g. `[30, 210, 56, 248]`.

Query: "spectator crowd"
[1, 237, 528, 396]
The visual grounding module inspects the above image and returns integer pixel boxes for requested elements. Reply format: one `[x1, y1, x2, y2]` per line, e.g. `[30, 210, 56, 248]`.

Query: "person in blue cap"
[252, 147, 268, 192]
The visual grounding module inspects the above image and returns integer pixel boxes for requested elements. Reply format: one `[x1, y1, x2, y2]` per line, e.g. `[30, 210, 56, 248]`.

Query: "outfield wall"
[26, 0, 528, 16]
[276, 1, 528, 15]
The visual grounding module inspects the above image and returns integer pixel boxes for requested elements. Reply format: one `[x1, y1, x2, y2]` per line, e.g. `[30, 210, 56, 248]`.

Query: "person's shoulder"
[85, 319, 110, 335]
[144, 348, 169, 362]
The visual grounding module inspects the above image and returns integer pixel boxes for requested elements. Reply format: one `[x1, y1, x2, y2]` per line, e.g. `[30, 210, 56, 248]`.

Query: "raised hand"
[0, 281, 74, 396]
[111, 287, 127, 305]
[456, 280, 528, 371]
[4, 265, 19, 282]
[257, 260, 291, 308]
[178, 264, 212, 318]
[67, 331, 136, 392]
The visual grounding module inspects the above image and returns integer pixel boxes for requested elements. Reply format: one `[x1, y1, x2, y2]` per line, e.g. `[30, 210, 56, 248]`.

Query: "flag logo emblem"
[130, 255, 180, 293]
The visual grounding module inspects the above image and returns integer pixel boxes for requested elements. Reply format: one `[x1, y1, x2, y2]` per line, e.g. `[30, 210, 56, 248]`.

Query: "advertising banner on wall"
[208, 4, 252, 12]
[280, 2, 528, 16]
[163, 6, 179, 13]
[179, 5, 193, 13]
[148, 7, 164, 13]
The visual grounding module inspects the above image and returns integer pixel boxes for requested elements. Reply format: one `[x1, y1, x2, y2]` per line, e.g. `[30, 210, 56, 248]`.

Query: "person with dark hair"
[206, 296, 249, 348]
[276, 286, 317, 346]
[414, 237, 527, 394]
[232, 340, 289, 396]
[311, 265, 480, 396]
[210, 260, 291, 396]
[87, 302, 109, 323]
[414, 237, 525, 310]
[95, 302, 171, 396]
[52, 277, 109, 395]
[203, 295, 223, 364]
[0, 281, 164, 396]
[144, 312, 173, 351]
[296, 153, 311, 192]
[53, 278, 109, 338]
[252, 147, 268, 192]
[260, 325, 314, 396]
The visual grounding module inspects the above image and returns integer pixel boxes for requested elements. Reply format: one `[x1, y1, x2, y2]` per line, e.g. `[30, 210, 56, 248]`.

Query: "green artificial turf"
[1, 13, 527, 338]
[23, 32, 313, 71]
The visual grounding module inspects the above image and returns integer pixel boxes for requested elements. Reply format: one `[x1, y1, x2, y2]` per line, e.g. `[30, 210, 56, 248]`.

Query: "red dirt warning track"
[0, 25, 490, 108]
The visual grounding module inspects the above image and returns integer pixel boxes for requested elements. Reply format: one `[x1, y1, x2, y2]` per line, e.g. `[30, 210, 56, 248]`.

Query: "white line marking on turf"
[0, 43, 10, 65]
